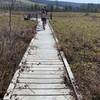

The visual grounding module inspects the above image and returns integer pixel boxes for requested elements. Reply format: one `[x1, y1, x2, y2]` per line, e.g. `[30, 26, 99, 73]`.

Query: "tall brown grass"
[0, 13, 37, 98]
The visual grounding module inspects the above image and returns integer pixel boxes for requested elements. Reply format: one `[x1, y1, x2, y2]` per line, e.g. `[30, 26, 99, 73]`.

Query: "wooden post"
[9, 0, 14, 37]
[50, 5, 53, 20]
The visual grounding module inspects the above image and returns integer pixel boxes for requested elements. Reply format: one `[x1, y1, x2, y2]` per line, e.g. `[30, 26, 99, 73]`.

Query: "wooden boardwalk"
[3, 19, 78, 100]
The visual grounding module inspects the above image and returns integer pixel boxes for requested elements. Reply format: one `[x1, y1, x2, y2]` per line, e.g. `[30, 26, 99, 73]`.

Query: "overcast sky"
[54, 0, 100, 3]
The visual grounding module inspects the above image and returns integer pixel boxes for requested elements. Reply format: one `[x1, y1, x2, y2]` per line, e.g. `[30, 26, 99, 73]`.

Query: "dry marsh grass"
[51, 12, 100, 100]
[0, 12, 37, 98]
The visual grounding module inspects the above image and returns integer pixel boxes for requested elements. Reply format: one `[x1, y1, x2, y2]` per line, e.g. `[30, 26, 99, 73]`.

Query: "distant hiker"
[41, 7, 48, 30]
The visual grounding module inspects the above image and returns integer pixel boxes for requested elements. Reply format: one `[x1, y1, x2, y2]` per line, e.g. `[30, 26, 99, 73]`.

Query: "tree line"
[0, 1, 100, 13]
[0, 2, 43, 11]
[61, 4, 100, 12]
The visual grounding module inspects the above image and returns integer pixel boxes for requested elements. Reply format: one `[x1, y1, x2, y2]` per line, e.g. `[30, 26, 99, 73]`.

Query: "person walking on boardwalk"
[41, 7, 48, 30]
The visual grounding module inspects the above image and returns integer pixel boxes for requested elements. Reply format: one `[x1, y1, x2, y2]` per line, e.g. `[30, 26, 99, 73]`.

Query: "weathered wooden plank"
[20, 71, 65, 75]
[20, 64, 64, 68]
[21, 62, 63, 65]
[19, 74, 64, 79]
[12, 89, 71, 95]
[11, 95, 75, 100]
[18, 78, 64, 84]
[20, 67, 64, 71]
[15, 83, 67, 89]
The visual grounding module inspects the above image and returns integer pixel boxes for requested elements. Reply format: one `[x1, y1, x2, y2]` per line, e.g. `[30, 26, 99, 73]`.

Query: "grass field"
[51, 12, 100, 100]
[0, 12, 37, 98]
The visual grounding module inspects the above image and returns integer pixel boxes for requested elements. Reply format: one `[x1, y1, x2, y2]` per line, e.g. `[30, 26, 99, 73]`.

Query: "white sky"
[19, 0, 100, 4]
[52, 0, 100, 3]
